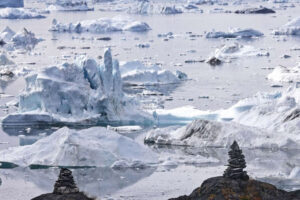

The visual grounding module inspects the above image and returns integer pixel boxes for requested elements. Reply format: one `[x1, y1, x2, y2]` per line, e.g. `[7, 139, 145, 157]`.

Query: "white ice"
[273, 17, 300, 36]
[50, 16, 151, 33]
[47, 0, 94, 12]
[268, 64, 300, 83]
[0, 8, 45, 19]
[0, 127, 158, 168]
[0, 0, 24, 8]
[206, 28, 264, 38]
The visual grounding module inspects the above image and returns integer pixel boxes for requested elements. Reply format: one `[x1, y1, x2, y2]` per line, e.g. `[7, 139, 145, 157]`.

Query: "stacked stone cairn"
[53, 168, 79, 195]
[223, 140, 249, 180]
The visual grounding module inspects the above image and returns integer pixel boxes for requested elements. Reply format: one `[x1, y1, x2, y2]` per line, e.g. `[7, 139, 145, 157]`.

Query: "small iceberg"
[0, 0, 24, 8]
[50, 17, 151, 34]
[0, 8, 45, 19]
[268, 64, 300, 83]
[2, 48, 152, 126]
[206, 28, 264, 39]
[161, 6, 183, 15]
[0, 127, 158, 168]
[48, 0, 94, 12]
[273, 17, 300, 36]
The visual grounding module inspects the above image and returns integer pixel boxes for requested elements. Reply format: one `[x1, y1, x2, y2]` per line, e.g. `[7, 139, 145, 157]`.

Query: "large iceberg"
[50, 17, 151, 33]
[206, 28, 264, 38]
[0, 127, 158, 168]
[0, 0, 24, 8]
[120, 61, 186, 85]
[0, 8, 45, 19]
[0, 27, 43, 50]
[273, 17, 300, 36]
[268, 64, 300, 83]
[2, 48, 152, 126]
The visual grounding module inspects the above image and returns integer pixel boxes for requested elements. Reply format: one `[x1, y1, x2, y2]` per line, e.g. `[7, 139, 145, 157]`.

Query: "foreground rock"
[170, 141, 300, 200]
[235, 7, 275, 14]
[32, 168, 94, 200]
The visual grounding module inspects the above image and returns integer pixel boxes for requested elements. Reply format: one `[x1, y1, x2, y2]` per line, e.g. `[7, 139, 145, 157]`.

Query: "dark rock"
[207, 57, 222, 66]
[235, 7, 275, 14]
[223, 141, 249, 181]
[31, 168, 94, 200]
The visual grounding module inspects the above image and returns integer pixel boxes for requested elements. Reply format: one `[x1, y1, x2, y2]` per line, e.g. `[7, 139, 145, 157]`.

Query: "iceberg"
[206, 28, 264, 39]
[210, 43, 269, 61]
[47, 0, 94, 11]
[0, 127, 158, 168]
[144, 119, 300, 149]
[0, 27, 43, 51]
[273, 17, 300, 36]
[0, 8, 45, 19]
[120, 61, 186, 85]
[268, 64, 300, 83]
[2, 48, 152, 126]
[50, 17, 151, 34]
[161, 6, 183, 15]
[0, 0, 24, 8]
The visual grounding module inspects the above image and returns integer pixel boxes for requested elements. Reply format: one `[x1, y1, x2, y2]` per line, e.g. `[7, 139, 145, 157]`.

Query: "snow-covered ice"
[206, 28, 264, 38]
[268, 64, 300, 83]
[47, 0, 94, 12]
[273, 17, 300, 36]
[2, 49, 153, 126]
[0, 8, 45, 19]
[120, 61, 187, 85]
[0, 127, 158, 168]
[50, 17, 151, 33]
[161, 6, 183, 15]
[0, 0, 24, 8]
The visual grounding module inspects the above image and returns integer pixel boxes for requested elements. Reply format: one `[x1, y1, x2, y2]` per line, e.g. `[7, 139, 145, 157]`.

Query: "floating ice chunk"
[11, 28, 43, 50]
[50, 17, 151, 33]
[0, 8, 45, 19]
[0, 26, 15, 43]
[145, 119, 300, 149]
[206, 28, 264, 38]
[120, 61, 184, 85]
[2, 49, 152, 126]
[211, 43, 269, 61]
[0, 127, 158, 167]
[0, 53, 14, 66]
[47, 0, 94, 11]
[268, 65, 300, 83]
[161, 6, 183, 15]
[273, 17, 300, 36]
[0, 0, 23, 8]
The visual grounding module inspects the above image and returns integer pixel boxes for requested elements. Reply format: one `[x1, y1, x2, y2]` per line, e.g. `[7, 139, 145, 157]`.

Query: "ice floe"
[0, 27, 43, 51]
[50, 17, 151, 33]
[47, 0, 94, 11]
[0, 0, 24, 8]
[0, 127, 158, 168]
[161, 6, 183, 15]
[268, 64, 300, 83]
[2, 48, 152, 126]
[0, 8, 45, 19]
[206, 28, 264, 38]
[273, 17, 300, 36]
[120, 61, 187, 86]
[209, 43, 269, 61]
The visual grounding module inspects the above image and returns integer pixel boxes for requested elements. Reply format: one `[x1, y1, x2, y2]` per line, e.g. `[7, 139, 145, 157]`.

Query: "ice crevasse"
[2, 48, 153, 126]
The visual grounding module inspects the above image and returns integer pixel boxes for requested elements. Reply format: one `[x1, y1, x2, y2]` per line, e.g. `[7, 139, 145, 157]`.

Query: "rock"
[31, 168, 94, 200]
[235, 7, 275, 14]
[206, 56, 222, 66]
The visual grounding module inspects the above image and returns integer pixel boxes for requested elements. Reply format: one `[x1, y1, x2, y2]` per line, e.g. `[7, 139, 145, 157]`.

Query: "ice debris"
[273, 17, 300, 36]
[268, 64, 300, 83]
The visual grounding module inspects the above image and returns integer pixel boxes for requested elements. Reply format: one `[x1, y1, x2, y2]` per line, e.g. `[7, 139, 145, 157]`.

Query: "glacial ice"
[120, 61, 187, 85]
[161, 6, 183, 15]
[206, 28, 264, 38]
[0, 0, 24, 8]
[0, 27, 43, 51]
[2, 48, 152, 126]
[268, 64, 300, 83]
[47, 0, 94, 11]
[50, 17, 151, 33]
[0, 127, 158, 168]
[273, 17, 300, 36]
[209, 43, 269, 61]
[0, 8, 45, 19]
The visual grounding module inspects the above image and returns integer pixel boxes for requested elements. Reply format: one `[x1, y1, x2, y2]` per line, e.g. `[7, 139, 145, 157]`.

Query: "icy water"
[0, 0, 300, 199]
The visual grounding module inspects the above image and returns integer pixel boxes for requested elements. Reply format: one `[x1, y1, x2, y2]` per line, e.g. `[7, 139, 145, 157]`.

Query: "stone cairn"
[53, 168, 79, 195]
[223, 141, 249, 180]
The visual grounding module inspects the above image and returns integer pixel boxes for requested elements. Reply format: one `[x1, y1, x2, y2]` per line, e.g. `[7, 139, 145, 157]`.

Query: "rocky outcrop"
[31, 168, 94, 200]
[169, 141, 300, 200]
[235, 7, 275, 14]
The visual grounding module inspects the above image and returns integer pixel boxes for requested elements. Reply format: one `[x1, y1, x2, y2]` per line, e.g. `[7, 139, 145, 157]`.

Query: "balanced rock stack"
[223, 140, 249, 180]
[53, 168, 79, 194]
